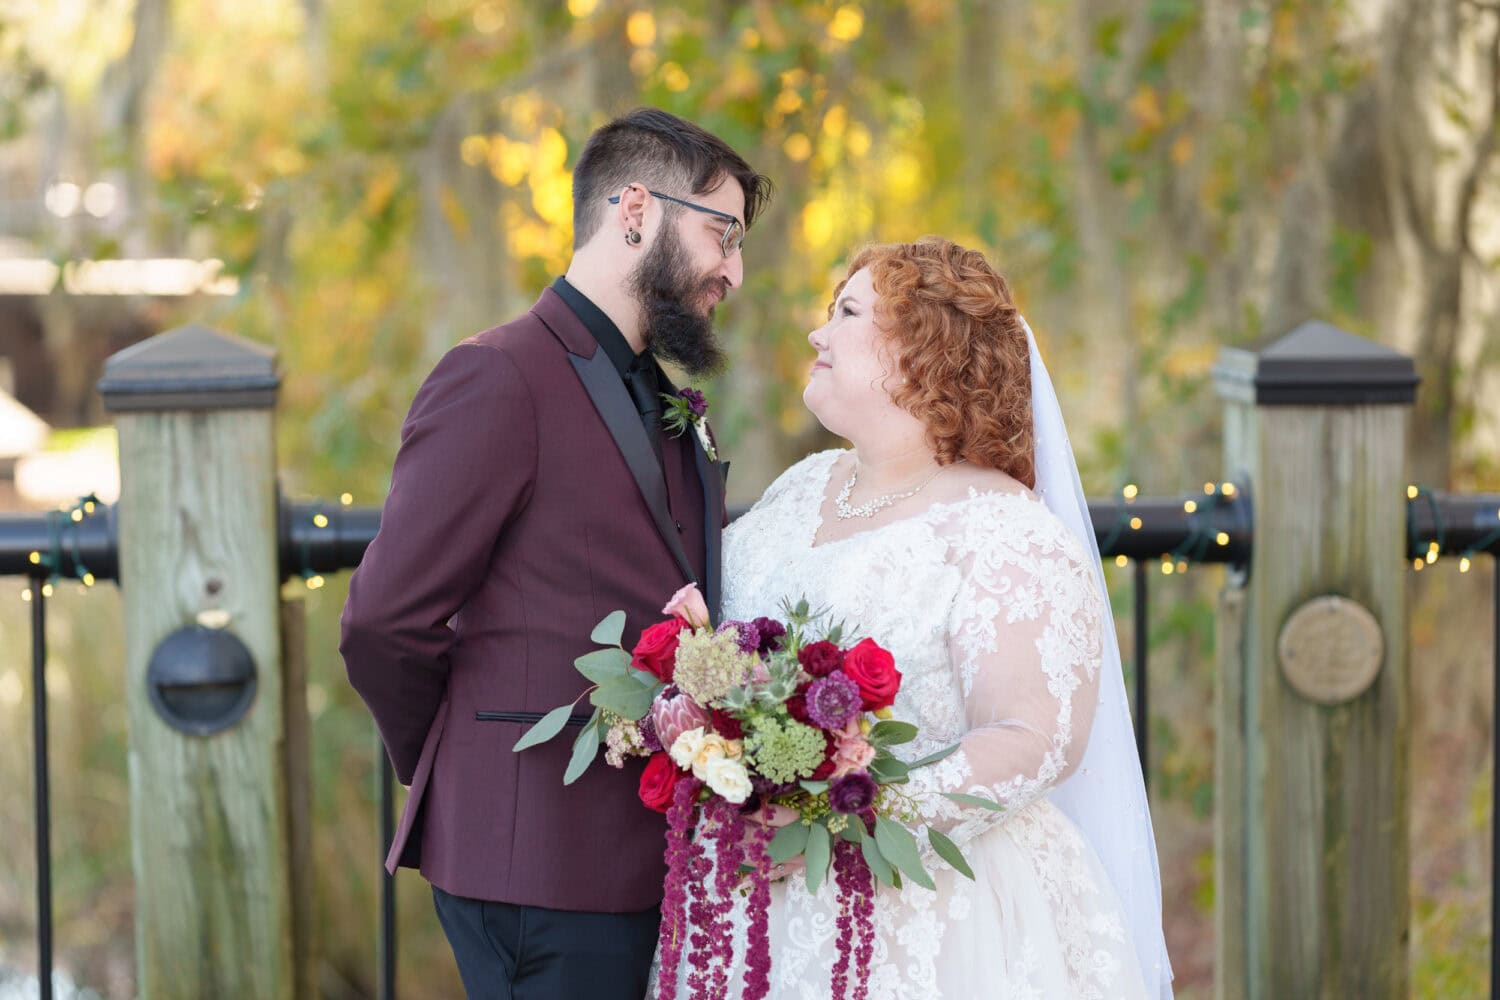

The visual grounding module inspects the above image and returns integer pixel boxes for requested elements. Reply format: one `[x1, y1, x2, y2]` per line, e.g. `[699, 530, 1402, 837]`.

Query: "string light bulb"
[1161, 561, 1175, 576]
[1176, 561, 1188, 574]
[340, 493, 354, 506]
[82, 573, 95, 587]
[1216, 532, 1230, 546]
[1130, 517, 1143, 530]
[1204, 483, 1217, 495]
[1184, 500, 1198, 513]
[1114, 554, 1129, 568]
[1413, 557, 1424, 571]
[1407, 484, 1419, 500]
[313, 514, 329, 528]
[1221, 483, 1237, 498]
[306, 575, 326, 590]
[27, 551, 40, 565]
[83, 501, 95, 514]
[70, 509, 82, 523]
[21, 588, 32, 602]
[1123, 484, 1139, 500]
[1459, 556, 1472, 573]
[41, 583, 54, 598]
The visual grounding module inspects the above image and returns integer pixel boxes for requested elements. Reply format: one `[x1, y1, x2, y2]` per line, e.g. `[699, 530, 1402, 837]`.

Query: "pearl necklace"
[834, 460, 960, 520]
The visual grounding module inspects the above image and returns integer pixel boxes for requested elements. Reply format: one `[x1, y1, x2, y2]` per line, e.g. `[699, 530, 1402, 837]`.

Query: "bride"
[652, 236, 1173, 999]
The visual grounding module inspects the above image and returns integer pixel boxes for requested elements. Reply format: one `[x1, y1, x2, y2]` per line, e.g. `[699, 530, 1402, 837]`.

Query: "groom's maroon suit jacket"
[340, 287, 725, 912]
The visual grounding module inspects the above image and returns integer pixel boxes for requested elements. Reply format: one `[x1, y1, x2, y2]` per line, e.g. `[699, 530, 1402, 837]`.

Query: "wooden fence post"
[1212, 321, 1419, 998]
[99, 326, 309, 998]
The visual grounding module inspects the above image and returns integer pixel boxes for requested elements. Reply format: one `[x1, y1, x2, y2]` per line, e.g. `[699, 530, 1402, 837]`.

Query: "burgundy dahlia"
[829, 772, 878, 814]
[805, 672, 862, 730]
[798, 640, 844, 678]
[751, 617, 787, 654]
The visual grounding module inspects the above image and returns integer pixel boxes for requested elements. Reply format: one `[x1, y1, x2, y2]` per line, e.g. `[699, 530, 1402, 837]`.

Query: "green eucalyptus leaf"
[768, 821, 811, 864]
[874, 816, 935, 890]
[511, 703, 576, 753]
[574, 648, 630, 684]
[800, 780, 830, 795]
[869, 721, 918, 747]
[869, 755, 911, 783]
[860, 831, 896, 886]
[927, 827, 975, 880]
[590, 610, 627, 647]
[907, 742, 962, 769]
[563, 713, 602, 785]
[804, 823, 832, 895]
[941, 792, 1005, 812]
[590, 677, 655, 719]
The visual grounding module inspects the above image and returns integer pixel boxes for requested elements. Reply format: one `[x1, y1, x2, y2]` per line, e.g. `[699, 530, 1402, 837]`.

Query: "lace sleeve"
[905, 495, 1105, 851]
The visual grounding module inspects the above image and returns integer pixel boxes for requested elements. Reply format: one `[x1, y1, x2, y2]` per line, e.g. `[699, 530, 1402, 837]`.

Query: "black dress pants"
[432, 885, 660, 999]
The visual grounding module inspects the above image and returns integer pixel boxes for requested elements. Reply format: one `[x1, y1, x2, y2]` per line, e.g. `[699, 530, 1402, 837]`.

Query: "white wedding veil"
[1022, 318, 1175, 998]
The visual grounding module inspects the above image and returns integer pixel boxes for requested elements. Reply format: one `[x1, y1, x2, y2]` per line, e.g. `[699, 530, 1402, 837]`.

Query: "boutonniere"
[661, 387, 718, 461]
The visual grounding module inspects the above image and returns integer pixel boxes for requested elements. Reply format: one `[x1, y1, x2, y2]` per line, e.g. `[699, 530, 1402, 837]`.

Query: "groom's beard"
[629, 224, 728, 378]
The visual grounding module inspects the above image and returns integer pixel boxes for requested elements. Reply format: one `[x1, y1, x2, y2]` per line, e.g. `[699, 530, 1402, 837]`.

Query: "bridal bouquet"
[516, 584, 986, 1000]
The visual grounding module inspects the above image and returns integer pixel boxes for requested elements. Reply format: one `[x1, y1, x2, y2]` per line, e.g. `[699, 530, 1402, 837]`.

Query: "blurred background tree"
[0, 1, 1496, 996]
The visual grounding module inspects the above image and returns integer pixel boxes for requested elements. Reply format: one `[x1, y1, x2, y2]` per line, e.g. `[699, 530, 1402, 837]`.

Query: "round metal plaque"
[1277, 595, 1384, 704]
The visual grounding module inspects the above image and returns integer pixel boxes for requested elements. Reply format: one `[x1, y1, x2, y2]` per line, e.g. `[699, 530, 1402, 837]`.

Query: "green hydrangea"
[672, 628, 755, 706]
[745, 717, 827, 785]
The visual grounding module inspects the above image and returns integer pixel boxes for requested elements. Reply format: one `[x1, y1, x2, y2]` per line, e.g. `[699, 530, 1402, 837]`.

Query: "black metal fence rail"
[8, 487, 1500, 999]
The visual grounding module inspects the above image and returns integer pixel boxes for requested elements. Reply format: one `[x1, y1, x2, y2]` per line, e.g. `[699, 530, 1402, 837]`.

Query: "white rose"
[703, 756, 752, 804]
[670, 727, 707, 771]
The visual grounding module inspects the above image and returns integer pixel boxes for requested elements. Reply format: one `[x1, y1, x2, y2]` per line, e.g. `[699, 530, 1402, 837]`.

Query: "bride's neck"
[848, 439, 942, 492]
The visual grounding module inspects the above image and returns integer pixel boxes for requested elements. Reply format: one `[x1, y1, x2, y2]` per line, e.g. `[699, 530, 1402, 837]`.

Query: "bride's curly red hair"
[833, 237, 1034, 488]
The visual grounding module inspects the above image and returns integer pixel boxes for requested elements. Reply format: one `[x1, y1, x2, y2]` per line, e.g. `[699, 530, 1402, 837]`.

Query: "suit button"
[675, 520, 684, 532]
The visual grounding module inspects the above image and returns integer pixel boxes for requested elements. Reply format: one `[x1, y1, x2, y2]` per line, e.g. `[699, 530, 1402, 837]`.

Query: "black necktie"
[626, 356, 664, 464]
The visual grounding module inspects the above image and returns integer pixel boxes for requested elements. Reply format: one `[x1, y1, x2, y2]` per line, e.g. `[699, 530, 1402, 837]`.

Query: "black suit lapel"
[568, 350, 698, 588]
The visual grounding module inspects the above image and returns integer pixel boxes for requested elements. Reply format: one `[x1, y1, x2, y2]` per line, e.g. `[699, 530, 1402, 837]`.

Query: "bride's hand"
[744, 804, 806, 882]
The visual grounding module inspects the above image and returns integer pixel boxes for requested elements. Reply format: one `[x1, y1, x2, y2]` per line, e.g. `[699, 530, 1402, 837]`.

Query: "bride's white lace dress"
[651, 448, 1152, 999]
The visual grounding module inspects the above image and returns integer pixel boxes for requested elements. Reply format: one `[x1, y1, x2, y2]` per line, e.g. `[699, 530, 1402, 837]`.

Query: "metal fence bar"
[379, 744, 397, 1000]
[31, 577, 52, 1000]
[1133, 560, 1149, 791]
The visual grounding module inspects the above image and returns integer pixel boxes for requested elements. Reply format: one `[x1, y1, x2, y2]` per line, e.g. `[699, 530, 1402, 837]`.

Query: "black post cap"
[99, 325, 280, 412]
[1212, 321, 1419, 406]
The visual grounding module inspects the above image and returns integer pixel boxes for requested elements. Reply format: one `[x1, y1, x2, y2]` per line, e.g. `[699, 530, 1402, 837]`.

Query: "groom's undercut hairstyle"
[835, 237, 1036, 489]
[571, 107, 773, 249]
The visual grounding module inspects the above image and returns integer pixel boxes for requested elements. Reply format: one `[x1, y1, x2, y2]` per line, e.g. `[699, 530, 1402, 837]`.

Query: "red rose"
[841, 638, 902, 711]
[638, 752, 683, 813]
[631, 619, 688, 683]
[798, 640, 844, 678]
[710, 708, 744, 741]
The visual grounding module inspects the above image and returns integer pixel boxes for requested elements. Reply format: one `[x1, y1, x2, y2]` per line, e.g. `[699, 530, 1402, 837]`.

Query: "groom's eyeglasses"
[608, 191, 745, 258]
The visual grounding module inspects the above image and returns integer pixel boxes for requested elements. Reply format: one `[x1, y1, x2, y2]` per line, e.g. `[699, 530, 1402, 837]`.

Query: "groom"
[340, 108, 770, 998]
